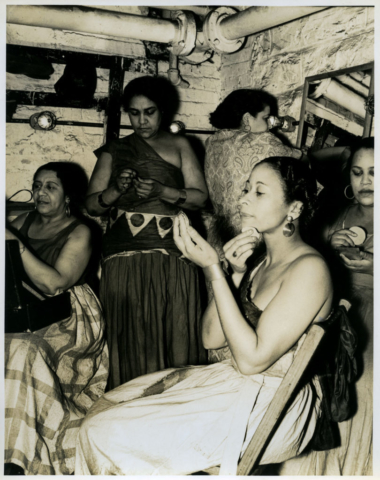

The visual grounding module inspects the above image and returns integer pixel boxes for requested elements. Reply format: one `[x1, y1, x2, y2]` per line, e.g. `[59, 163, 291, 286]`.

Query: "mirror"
[297, 62, 374, 151]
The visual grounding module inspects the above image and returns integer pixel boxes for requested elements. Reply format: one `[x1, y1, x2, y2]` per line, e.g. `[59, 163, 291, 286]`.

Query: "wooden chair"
[201, 299, 352, 476]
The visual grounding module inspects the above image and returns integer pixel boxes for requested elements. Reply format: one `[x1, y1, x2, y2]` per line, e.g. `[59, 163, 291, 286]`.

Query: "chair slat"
[237, 324, 325, 476]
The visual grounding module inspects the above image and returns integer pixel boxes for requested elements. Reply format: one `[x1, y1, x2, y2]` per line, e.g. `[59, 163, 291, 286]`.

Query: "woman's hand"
[133, 177, 164, 199]
[340, 251, 373, 275]
[223, 230, 260, 274]
[115, 168, 136, 194]
[330, 228, 357, 248]
[173, 213, 219, 268]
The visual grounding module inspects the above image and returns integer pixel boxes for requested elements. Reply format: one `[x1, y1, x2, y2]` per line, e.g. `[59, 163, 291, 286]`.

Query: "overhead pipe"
[6, 5, 196, 56]
[168, 52, 190, 88]
[152, 6, 213, 17]
[203, 6, 330, 53]
[310, 78, 366, 118]
[7, 5, 332, 58]
[162, 10, 190, 88]
[335, 75, 369, 98]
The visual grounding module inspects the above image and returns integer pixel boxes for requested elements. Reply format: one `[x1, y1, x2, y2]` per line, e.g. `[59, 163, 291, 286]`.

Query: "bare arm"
[211, 255, 332, 375]
[174, 216, 333, 375]
[6, 224, 92, 295]
[177, 136, 208, 209]
[85, 152, 135, 216]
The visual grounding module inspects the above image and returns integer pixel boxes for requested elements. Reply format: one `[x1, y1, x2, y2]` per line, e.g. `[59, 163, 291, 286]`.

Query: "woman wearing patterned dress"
[5, 162, 108, 475]
[205, 89, 303, 254]
[85, 76, 208, 388]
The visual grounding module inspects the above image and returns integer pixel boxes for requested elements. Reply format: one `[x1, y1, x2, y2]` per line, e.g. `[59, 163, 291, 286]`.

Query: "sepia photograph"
[3, 1, 376, 476]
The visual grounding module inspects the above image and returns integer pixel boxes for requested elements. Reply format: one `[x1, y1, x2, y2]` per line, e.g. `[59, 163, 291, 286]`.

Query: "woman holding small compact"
[279, 137, 374, 476]
[85, 76, 208, 388]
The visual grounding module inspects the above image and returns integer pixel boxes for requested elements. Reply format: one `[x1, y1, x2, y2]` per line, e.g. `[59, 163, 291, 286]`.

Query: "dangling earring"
[344, 184, 355, 200]
[65, 202, 71, 217]
[283, 216, 295, 237]
[244, 122, 251, 132]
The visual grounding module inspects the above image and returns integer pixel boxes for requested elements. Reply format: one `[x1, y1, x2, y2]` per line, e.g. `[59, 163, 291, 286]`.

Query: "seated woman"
[4, 162, 108, 475]
[278, 137, 374, 476]
[75, 157, 333, 476]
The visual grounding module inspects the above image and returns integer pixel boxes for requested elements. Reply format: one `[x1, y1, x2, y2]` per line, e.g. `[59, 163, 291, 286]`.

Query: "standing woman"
[279, 137, 374, 475]
[205, 89, 304, 363]
[85, 76, 208, 388]
[205, 89, 303, 253]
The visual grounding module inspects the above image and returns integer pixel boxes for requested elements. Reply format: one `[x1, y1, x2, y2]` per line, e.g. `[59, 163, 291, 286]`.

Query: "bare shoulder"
[10, 212, 30, 230]
[67, 222, 91, 243]
[168, 133, 192, 150]
[288, 249, 331, 283]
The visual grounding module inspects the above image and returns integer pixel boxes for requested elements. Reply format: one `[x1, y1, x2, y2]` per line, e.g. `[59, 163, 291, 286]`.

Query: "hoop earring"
[65, 202, 71, 217]
[344, 184, 355, 200]
[283, 216, 295, 237]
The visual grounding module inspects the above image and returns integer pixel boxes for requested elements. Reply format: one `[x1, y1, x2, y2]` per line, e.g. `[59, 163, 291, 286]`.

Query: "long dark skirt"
[100, 252, 207, 389]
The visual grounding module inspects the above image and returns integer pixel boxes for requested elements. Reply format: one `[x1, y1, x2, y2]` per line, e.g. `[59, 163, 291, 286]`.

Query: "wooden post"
[104, 56, 124, 143]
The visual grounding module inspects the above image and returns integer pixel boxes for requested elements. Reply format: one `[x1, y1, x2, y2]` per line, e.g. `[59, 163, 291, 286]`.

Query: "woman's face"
[238, 162, 290, 234]
[350, 148, 374, 207]
[32, 170, 67, 216]
[246, 105, 270, 133]
[127, 95, 162, 140]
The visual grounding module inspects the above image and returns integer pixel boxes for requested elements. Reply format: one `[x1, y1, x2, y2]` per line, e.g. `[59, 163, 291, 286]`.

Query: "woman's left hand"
[133, 177, 164, 199]
[340, 251, 373, 275]
[173, 213, 219, 268]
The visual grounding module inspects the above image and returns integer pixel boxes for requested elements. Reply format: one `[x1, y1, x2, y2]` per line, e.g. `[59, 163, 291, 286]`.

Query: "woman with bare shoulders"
[85, 76, 208, 388]
[75, 157, 333, 475]
[5, 162, 108, 475]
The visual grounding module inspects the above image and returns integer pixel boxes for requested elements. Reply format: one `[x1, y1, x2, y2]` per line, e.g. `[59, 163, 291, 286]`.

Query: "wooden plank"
[237, 324, 325, 476]
[6, 90, 108, 110]
[7, 43, 115, 68]
[104, 56, 124, 142]
[363, 67, 374, 138]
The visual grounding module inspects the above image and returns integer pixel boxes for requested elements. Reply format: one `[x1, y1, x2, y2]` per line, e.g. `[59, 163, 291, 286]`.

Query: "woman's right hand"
[330, 228, 357, 249]
[223, 230, 260, 274]
[115, 168, 136, 194]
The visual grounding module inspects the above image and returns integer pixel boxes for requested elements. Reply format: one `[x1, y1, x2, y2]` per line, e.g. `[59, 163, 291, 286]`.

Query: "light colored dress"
[75, 263, 322, 476]
[278, 205, 373, 475]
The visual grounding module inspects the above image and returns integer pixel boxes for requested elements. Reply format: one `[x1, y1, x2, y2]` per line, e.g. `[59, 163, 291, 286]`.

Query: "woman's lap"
[4, 285, 108, 475]
[76, 363, 320, 475]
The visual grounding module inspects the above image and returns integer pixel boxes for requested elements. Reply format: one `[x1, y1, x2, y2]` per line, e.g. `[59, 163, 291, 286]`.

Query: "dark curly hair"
[33, 162, 88, 215]
[209, 89, 278, 129]
[255, 157, 318, 238]
[122, 75, 180, 128]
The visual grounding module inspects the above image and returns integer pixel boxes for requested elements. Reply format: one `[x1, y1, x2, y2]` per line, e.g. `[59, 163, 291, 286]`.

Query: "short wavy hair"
[33, 162, 88, 215]
[209, 89, 278, 129]
[122, 75, 180, 127]
[254, 157, 318, 238]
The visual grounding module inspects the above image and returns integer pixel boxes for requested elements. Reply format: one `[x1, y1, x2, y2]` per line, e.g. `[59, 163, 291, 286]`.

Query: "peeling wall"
[219, 6, 374, 146]
[6, 6, 374, 199]
[6, 16, 221, 198]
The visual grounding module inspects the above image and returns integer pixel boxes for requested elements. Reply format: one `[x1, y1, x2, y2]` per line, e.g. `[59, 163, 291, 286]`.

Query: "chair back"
[236, 322, 326, 475]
